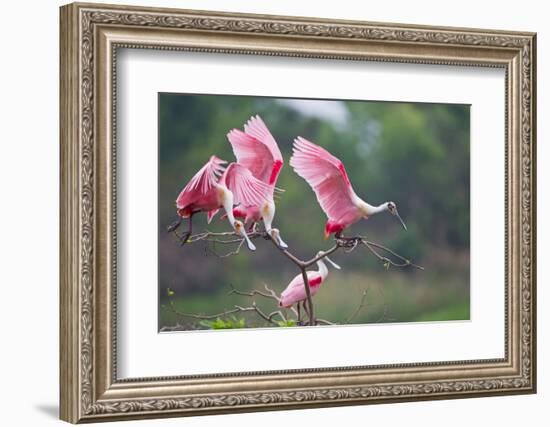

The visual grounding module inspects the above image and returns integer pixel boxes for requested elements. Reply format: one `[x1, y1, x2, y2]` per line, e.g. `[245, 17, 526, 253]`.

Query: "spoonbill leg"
[179, 213, 194, 246]
[301, 301, 310, 324]
[167, 217, 182, 232]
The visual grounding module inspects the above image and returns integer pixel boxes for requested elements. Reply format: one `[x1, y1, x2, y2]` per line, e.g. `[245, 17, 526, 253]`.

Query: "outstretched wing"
[176, 155, 226, 209]
[222, 163, 272, 208]
[227, 115, 283, 186]
[290, 137, 358, 222]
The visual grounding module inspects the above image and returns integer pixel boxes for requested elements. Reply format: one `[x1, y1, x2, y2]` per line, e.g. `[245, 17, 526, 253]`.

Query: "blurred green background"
[158, 93, 470, 330]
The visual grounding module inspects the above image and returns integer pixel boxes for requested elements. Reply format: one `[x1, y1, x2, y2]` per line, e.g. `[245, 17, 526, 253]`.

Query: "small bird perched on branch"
[168, 155, 271, 251]
[279, 251, 341, 323]
[290, 137, 407, 239]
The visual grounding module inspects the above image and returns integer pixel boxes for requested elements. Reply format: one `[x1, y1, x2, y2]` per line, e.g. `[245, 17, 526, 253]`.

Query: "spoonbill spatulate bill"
[168, 155, 271, 250]
[278, 251, 341, 322]
[227, 115, 288, 248]
[290, 137, 407, 239]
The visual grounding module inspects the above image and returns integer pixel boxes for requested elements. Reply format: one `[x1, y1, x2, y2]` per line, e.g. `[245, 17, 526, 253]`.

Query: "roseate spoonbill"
[227, 115, 288, 248]
[290, 137, 407, 239]
[168, 155, 270, 251]
[278, 251, 341, 323]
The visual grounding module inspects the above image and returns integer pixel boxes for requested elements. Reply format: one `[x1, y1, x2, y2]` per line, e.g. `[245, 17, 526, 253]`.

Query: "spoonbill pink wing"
[176, 155, 226, 210]
[222, 163, 272, 208]
[290, 137, 358, 223]
[227, 115, 283, 186]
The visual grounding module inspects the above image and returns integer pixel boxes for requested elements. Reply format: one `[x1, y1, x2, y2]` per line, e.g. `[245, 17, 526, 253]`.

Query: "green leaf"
[276, 319, 296, 327]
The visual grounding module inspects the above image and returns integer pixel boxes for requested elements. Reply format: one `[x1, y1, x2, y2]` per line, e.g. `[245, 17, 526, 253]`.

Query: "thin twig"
[361, 238, 424, 270]
[217, 239, 246, 258]
[228, 284, 288, 322]
[265, 232, 306, 266]
[228, 284, 277, 302]
[227, 284, 300, 321]
[302, 244, 341, 268]
[234, 304, 280, 326]
[189, 230, 263, 244]
[166, 301, 281, 326]
[345, 288, 370, 324]
[315, 318, 336, 326]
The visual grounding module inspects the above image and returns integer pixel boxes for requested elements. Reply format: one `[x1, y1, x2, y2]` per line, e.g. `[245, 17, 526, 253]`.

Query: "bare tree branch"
[265, 232, 307, 267]
[335, 236, 424, 271]
[229, 284, 300, 321]
[164, 300, 283, 326]
[212, 238, 246, 258]
[303, 244, 340, 268]
[362, 239, 424, 270]
[168, 227, 423, 328]
[315, 318, 336, 326]
[189, 230, 264, 244]
[228, 283, 277, 302]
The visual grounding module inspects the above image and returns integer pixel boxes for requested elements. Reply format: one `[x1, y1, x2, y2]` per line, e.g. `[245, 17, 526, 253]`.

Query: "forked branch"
[169, 228, 423, 327]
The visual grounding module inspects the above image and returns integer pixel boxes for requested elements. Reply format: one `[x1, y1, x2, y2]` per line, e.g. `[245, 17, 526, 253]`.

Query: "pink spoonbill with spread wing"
[278, 251, 341, 322]
[290, 137, 407, 239]
[227, 115, 288, 248]
[168, 155, 271, 251]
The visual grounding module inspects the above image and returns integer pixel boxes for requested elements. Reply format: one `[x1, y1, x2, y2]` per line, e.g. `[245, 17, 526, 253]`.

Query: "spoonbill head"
[386, 201, 407, 230]
[212, 183, 258, 251]
[290, 136, 407, 238]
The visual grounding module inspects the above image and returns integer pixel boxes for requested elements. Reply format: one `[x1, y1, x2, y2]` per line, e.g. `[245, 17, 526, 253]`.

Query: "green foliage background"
[158, 93, 470, 330]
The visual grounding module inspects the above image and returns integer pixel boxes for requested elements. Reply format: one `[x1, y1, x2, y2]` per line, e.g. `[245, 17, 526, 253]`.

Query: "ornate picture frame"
[60, 2, 536, 423]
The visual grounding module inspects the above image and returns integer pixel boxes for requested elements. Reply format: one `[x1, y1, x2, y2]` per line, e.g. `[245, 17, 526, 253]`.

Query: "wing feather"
[176, 155, 226, 209]
[222, 163, 272, 208]
[227, 115, 283, 186]
[290, 137, 358, 222]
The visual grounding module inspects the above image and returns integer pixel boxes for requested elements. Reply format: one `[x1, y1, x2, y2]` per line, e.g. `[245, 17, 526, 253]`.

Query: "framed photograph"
[60, 2, 537, 423]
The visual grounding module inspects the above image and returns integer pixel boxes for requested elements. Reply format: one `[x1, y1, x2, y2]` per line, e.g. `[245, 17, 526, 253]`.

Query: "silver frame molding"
[60, 2, 536, 423]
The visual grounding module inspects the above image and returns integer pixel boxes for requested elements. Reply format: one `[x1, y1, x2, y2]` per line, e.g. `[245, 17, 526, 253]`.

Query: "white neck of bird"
[357, 199, 388, 216]
[316, 258, 329, 278]
[219, 187, 236, 228]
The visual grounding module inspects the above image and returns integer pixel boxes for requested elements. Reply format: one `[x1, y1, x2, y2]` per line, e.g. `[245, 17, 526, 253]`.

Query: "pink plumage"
[226, 116, 288, 249]
[227, 115, 283, 187]
[175, 155, 226, 221]
[176, 158, 269, 217]
[221, 163, 272, 208]
[290, 137, 364, 237]
[278, 251, 340, 311]
[278, 272, 323, 308]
